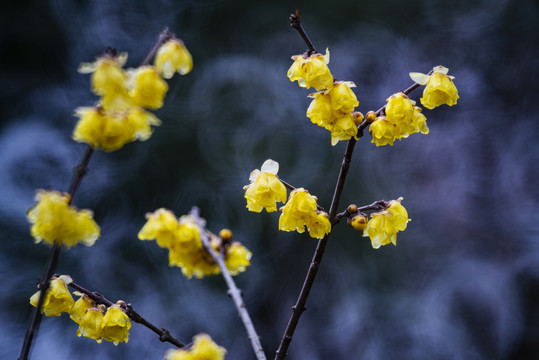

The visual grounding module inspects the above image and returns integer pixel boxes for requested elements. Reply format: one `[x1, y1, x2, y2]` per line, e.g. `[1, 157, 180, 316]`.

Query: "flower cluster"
[279, 188, 331, 239]
[73, 38, 192, 151]
[244, 160, 331, 239]
[27, 190, 100, 249]
[288, 49, 361, 145]
[369, 92, 429, 146]
[30, 276, 131, 345]
[164, 334, 226, 360]
[138, 209, 252, 278]
[359, 198, 411, 249]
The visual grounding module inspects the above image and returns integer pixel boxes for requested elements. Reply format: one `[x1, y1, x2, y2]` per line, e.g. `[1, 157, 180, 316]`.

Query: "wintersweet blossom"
[164, 334, 226, 360]
[102, 303, 131, 345]
[72, 106, 161, 152]
[154, 39, 193, 78]
[128, 66, 169, 110]
[78, 52, 129, 106]
[363, 198, 410, 249]
[369, 93, 429, 146]
[287, 49, 333, 91]
[29, 275, 74, 317]
[279, 188, 331, 239]
[27, 190, 100, 248]
[70, 293, 95, 325]
[243, 159, 287, 213]
[224, 242, 253, 276]
[409, 66, 459, 109]
[77, 306, 105, 343]
[139, 210, 251, 278]
[307, 81, 359, 145]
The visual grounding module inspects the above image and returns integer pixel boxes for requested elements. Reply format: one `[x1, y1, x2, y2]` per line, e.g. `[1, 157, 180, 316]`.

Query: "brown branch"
[289, 10, 316, 54]
[189, 207, 267, 360]
[332, 200, 389, 225]
[275, 17, 427, 360]
[68, 281, 186, 348]
[20, 28, 177, 359]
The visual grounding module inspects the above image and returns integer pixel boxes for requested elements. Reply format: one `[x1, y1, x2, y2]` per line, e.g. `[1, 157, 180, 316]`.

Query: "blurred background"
[1, 0, 539, 359]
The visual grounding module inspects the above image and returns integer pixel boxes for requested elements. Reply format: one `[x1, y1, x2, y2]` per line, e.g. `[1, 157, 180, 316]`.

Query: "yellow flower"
[328, 81, 359, 113]
[30, 275, 74, 317]
[279, 188, 330, 239]
[410, 66, 459, 109]
[164, 333, 226, 360]
[305, 211, 331, 239]
[243, 159, 287, 213]
[224, 242, 252, 276]
[102, 303, 131, 345]
[331, 112, 359, 146]
[27, 190, 100, 248]
[287, 49, 333, 91]
[138, 208, 181, 249]
[77, 305, 105, 343]
[363, 197, 410, 249]
[128, 66, 169, 110]
[306, 81, 359, 145]
[79, 52, 129, 106]
[154, 39, 193, 79]
[72, 106, 161, 152]
[369, 93, 430, 146]
[70, 293, 95, 326]
[369, 117, 397, 146]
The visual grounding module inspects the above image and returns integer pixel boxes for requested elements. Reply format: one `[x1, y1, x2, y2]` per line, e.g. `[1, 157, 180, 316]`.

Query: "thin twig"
[275, 17, 426, 360]
[19, 146, 93, 360]
[189, 207, 267, 360]
[20, 28, 177, 359]
[333, 200, 388, 225]
[289, 10, 316, 54]
[68, 281, 186, 348]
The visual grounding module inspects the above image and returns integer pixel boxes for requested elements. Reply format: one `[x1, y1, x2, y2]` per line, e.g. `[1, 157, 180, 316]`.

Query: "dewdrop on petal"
[29, 275, 74, 317]
[409, 66, 459, 109]
[154, 39, 193, 78]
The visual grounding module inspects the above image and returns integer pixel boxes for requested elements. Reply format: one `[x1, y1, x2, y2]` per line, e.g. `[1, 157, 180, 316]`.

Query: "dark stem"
[18, 243, 61, 360]
[289, 10, 316, 54]
[274, 137, 357, 360]
[68, 281, 186, 348]
[141, 27, 174, 66]
[333, 200, 388, 225]
[189, 207, 267, 360]
[20, 26, 176, 358]
[19, 145, 94, 360]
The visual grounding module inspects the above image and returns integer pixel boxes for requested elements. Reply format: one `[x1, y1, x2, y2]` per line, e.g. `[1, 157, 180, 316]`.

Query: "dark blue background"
[1, 0, 538, 359]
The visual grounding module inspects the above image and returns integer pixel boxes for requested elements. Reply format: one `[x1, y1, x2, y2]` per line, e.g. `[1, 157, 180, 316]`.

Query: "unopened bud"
[219, 229, 233, 241]
[348, 213, 369, 231]
[347, 204, 358, 213]
[366, 111, 377, 123]
[352, 112, 364, 125]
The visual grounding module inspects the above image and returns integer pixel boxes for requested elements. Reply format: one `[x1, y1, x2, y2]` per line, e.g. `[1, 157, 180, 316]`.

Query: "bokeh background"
[2, 0, 539, 359]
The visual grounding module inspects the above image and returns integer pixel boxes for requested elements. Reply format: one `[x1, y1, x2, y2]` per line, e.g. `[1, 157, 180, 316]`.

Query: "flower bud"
[366, 111, 377, 123]
[219, 229, 233, 241]
[348, 213, 368, 231]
